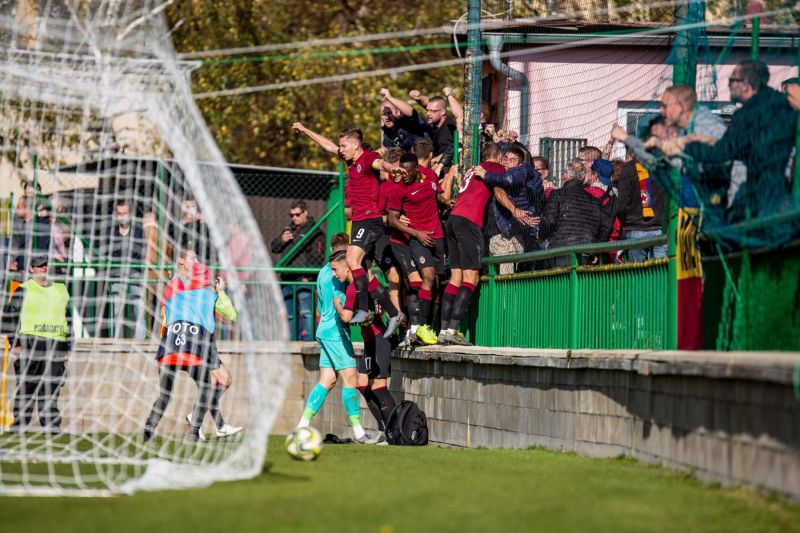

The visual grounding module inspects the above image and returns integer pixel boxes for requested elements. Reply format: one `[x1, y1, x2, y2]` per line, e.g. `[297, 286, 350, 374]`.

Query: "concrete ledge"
[6, 340, 798, 499]
[298, 342, 800, 500]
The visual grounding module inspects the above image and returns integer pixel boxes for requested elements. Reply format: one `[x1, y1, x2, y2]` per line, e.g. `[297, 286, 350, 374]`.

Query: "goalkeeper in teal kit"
[296, 234, 373, 443]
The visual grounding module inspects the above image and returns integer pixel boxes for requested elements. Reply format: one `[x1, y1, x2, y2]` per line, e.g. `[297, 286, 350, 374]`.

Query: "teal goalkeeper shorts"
[318, 338, 356, 370]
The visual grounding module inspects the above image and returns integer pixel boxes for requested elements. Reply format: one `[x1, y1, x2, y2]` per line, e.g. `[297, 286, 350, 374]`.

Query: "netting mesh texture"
[0, 1, 289, 495]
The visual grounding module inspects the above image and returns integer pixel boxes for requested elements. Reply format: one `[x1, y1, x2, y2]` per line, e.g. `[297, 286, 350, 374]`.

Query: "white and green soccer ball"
[286, 427, 323, 461]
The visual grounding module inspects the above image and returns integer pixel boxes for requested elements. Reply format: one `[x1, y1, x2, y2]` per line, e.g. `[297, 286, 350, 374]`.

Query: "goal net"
[0, 1, 289, 495]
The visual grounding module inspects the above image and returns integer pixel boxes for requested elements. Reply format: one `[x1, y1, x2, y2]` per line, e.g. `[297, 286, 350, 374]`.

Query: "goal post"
[0, 1, 289, 495]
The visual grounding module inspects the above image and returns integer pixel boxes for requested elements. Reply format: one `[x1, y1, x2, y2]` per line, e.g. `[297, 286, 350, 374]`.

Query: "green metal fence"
[464, 236, 669, 349]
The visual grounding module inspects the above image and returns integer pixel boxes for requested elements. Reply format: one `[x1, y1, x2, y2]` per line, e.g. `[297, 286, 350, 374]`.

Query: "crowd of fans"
[288, 58, 798, 345]
[2, 59, 798, 344]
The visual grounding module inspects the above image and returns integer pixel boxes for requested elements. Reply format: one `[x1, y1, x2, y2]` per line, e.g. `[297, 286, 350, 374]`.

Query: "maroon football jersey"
[380, 179, 408, 241]
[450, 161, 505, 228]
[347, 150, 382, 222]
[387, 176, 443, 240]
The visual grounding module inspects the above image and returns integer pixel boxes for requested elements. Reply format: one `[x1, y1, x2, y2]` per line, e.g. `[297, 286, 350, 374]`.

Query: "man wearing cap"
[584, 159, 621, 248]
[1, 255, 71, 433]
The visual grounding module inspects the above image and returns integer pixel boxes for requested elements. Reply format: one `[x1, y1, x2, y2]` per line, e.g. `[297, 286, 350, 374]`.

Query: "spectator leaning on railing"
[539, 159, 612, 268]
[661, 60, 797, 219]
[270, 200, 326, 341]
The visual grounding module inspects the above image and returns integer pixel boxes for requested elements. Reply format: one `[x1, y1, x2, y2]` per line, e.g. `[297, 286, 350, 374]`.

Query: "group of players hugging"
[289, 122, 538, 444]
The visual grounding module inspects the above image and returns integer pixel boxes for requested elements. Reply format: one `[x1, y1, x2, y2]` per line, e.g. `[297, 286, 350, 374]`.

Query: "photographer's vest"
[18, 280, 69, 341]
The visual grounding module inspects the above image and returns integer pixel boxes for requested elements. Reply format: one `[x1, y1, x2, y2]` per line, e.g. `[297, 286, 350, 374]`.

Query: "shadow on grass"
[257, 461, 310, 482]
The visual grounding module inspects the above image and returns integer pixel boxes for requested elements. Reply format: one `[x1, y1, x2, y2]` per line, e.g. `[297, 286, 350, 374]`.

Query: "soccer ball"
[285, 426, 323, 461]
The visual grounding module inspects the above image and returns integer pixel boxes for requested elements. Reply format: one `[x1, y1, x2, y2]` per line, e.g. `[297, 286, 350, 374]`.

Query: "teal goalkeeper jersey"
[315, 263, 349, 341]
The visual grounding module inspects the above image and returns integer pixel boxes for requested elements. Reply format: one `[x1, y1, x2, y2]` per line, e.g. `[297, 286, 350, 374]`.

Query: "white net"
[0, 1, 289, 496]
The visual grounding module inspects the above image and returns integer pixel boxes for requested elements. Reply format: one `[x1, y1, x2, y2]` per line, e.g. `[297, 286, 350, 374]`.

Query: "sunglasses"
[728, 77, 744, 85]
[290, 212, 303, 217]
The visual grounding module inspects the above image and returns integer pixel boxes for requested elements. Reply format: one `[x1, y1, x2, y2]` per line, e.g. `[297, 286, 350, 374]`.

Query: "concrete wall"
[4, 340, 799, 499]
[304, 344, 800, 500]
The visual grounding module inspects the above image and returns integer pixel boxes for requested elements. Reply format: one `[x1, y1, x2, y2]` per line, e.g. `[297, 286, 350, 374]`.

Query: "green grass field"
[1, 436, 798, 532]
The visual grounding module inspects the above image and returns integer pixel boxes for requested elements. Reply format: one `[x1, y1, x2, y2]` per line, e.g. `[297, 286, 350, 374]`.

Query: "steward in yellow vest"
[1, 255, 71, 433]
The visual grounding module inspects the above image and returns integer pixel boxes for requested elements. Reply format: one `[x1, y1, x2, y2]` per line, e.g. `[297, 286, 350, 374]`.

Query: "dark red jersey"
[450, 161, 505, 228]
[346, 150, 382, 222]
[419, 165, 438, 184]
[387, 176, 444, 240]
[379, 179, 408, 241]
[344, 283, 385, 340]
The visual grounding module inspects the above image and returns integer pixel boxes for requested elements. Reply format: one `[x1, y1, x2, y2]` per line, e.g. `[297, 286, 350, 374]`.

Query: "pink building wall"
[501, 47, 798, 154]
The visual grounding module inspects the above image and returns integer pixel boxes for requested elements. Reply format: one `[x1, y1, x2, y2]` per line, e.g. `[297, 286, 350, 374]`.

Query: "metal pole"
[750, 14, 760, 60]
[794, 28, 800, 205]
[569, 251, 579, 348]
[486, 261, 497, 347]
[156, 160, 164, 267]
[461, 0, 482, 173]
[666, 0, 703, 350]
[324, 163, 346, 248]
[32, 153, 38, 251]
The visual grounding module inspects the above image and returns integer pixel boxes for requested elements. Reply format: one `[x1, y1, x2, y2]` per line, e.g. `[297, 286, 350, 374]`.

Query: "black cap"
[30, 255, 49, 268]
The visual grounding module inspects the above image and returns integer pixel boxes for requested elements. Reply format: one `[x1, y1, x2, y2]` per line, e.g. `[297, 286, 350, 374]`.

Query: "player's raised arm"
[292, 122, 339, 155]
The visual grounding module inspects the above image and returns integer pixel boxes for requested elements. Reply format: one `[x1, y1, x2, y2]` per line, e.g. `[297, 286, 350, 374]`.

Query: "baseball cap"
[30, 255, 49, 268]
[591, 159, 614, 187]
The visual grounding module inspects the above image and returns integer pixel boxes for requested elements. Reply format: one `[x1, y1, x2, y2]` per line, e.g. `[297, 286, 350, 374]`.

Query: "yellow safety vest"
[18, 280, 70, 341]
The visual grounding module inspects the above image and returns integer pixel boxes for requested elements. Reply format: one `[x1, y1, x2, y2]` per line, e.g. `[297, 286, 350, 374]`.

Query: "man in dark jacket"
[483, 145, 545, 273]
[378, 88, 431, 152]
[539, 171, 611, 268]
[616, 156, 666, 262]
[676, 60, 796, 220]
[94, 200, 147, 338]
[424, 96, 458, 177]
[270, 200, 326, 340]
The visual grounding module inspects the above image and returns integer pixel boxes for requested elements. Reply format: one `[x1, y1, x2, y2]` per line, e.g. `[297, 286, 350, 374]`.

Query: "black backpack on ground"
[385, 401, 428, 446]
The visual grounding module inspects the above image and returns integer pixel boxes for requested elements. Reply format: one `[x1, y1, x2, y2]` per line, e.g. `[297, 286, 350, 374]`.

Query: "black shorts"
[409, 237, 446, 277]
[446, 215, 484, 271]
[359, 334, 392, 379]
[389, 240, 417, 279]
[351, 218, 385, 258]
[373, 233, 396, 273]
[156, 321, 221, 370]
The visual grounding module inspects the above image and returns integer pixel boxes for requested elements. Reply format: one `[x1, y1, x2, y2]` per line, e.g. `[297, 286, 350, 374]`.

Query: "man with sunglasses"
[665, 60, 796, 219]
[270, 200, 326, 340]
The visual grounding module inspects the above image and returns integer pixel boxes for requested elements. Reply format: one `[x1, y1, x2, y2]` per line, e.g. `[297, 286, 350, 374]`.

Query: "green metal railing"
[465, 236, 669, 349]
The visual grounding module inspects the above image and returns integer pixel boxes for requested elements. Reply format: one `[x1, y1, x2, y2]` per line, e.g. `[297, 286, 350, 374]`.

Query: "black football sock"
[210, 386, 226, 429]
[358, 386, 385, 431]
[418, 288, 433, 326]
[368, 277, 398, 317]
[448, 282, 475, 331]
[145, 366, 177, 438]
[372, 386, 396, 428]
[406, 291, 420, 327]
[440, 283, 459, 331]
[352, 268, 369, 311]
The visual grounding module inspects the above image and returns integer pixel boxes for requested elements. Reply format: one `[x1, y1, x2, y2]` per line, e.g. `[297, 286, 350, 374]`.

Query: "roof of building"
[450, 17, 799, 50]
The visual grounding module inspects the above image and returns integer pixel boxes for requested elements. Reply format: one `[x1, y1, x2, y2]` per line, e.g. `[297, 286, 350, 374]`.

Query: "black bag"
[385, 401, 428, 446]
